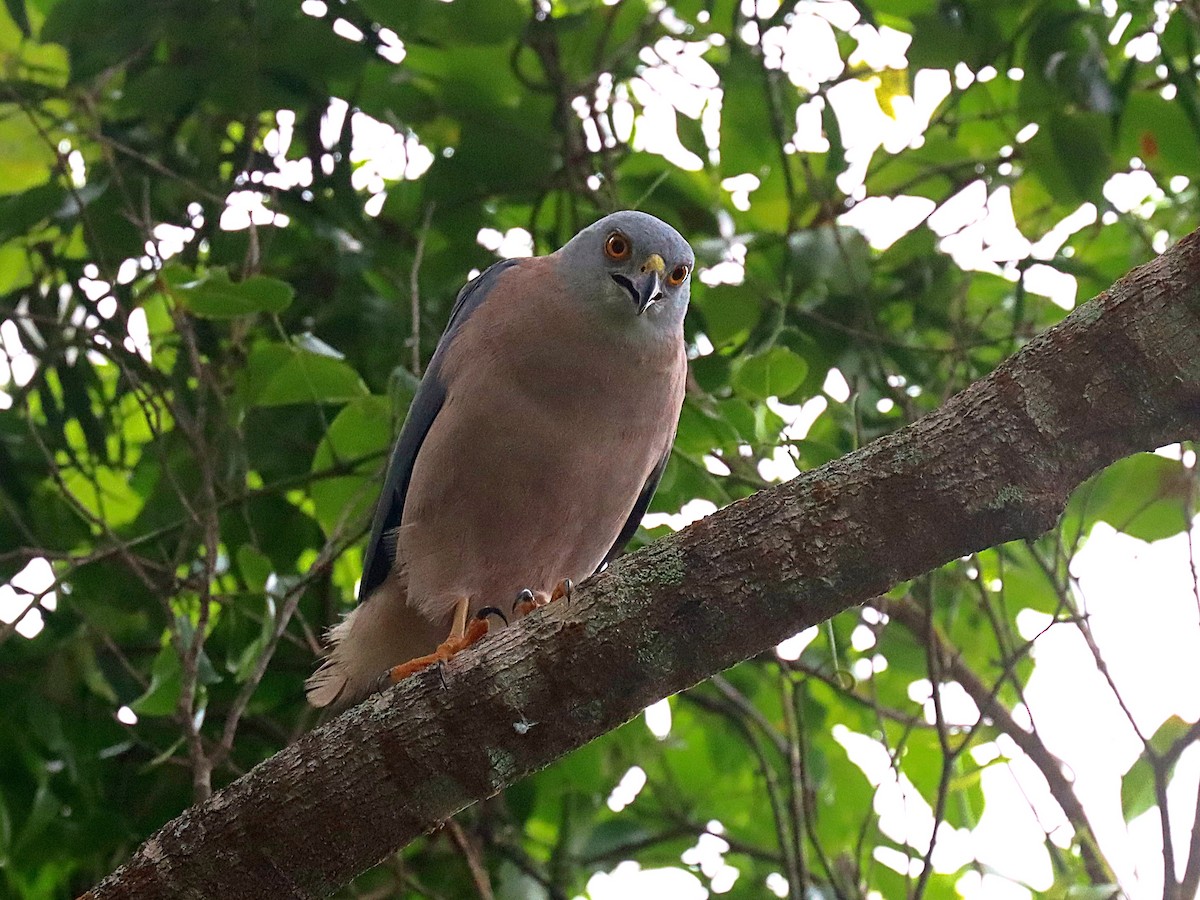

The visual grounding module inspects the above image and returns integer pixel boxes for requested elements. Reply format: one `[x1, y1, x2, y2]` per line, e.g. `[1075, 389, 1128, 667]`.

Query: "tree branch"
[876, 596, 1118, 886]
[84, 228, 1200, 899]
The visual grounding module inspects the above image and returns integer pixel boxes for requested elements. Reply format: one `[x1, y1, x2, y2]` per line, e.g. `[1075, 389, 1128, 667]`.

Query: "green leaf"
[59, 465, 144, 528]
[173, 268, 294, 318]
[732, 346, 808, 401]
[235, 544, 273, 592]
[718, 48, 774, 178]
[907, 6, 1004, 70]
[0, 4, 68, 85]
[694, 284, 762, 349]
[1019, 113, 1111, 206]
[12, 782, 60, 855]
[309, 395, 392, 535]
[388, 365, 422, 419]
[1120, 715, 1191, 822]
[0, 240, 32, 293]
[81, 647, 119, 703]
[575, 818, 655, 861]
[1147, 715, 1192, 756]
[230, 593, 276, 683]
[788, 226, 871, 296]
[241, 343, 369, 407]
[129, 644, 182, 717]
[0, 182, 64, 243]
[174, 616, 222, 687]
[1119, 765, 1154, 823]
[1065, 453, 1191, 544]
[4, 0, 31, 38]
[1117, 93, 1200, 180]
[0, 790, 11, 864]
[1043, 886, 1123, 900]
[999, 545, 1060, 615]
[0, 106, 56, 195]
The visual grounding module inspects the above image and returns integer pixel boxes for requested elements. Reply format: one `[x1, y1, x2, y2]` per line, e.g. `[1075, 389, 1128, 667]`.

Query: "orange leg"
[385, 598, 492, 684]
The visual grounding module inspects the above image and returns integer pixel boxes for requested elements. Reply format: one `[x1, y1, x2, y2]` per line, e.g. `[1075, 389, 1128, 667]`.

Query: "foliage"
[0, 0, 1198, 898]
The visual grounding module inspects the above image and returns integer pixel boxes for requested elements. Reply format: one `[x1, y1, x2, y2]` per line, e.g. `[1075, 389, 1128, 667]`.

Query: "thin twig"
[444, 819, 495, 900]
[876, 595, 1117, 886]
[786, 673, 850, 900]
[170, 311, 223, 802]
[912, 583, 954, 900]
[779, 673, 812, 896]
[710, 673, 789, 754]
[1178, 768, 1200, 898]
[410, 202, 435, 377]
[687, 684, 801, 897]
[1155, 768, 1178, 900]
[214, 520, 366, 766]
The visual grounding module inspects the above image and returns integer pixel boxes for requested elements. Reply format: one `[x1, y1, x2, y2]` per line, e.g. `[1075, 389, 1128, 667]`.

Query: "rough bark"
[84, 228, 1200, 899]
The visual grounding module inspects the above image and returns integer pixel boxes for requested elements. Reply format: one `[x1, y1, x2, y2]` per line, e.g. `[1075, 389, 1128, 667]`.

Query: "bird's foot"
[512, 588, 543, 618]
[511, 579, 573, 620]
[384, 608, 503, 685]
[550, 578, 573, 604]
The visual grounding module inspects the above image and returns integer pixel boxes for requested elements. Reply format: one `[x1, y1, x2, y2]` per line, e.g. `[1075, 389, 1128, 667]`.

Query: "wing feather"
[358, 258, 521, 602]
[598, 443, 673, 571]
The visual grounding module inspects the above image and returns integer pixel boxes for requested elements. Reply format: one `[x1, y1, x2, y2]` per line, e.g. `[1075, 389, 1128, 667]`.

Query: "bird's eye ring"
[667, 264, 690, 286]
[604, 232, 631, 260]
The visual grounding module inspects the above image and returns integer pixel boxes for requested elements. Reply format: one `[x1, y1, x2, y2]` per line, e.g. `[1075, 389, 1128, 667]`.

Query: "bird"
[306, 209, 694, 710]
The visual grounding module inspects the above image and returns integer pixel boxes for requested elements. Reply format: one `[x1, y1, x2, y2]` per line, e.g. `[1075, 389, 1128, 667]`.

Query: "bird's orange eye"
[604, 232, 631, 260]
[667, 264, 690, 286]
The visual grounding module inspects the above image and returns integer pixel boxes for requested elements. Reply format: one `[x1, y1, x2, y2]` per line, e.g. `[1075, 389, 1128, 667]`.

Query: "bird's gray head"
[555, 210, 694, 330]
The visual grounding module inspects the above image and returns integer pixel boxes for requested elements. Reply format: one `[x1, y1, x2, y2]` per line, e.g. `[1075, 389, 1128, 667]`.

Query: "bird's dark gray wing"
[358, 258, 521, 603]
[598, 443, 673, 571]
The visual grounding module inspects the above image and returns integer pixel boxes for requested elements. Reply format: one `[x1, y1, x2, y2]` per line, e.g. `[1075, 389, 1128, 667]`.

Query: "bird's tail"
[305, 579, 444, 710]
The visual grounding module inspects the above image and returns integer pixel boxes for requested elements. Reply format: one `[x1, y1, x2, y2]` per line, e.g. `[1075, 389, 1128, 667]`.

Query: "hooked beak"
[611, 253, 666, 315]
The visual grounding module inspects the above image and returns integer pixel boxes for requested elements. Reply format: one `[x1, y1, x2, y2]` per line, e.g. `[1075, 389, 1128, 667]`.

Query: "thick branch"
[85, 229, 1200, 899]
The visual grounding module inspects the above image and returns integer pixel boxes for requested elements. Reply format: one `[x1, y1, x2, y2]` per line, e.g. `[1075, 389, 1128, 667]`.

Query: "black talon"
[512, 588, 535, 613]
[477, 605, 508, 626]
[562, 578, 574, 602]
[436, 660, 448, 690]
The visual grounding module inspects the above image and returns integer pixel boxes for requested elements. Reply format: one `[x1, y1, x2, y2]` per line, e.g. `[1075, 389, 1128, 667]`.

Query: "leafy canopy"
[0, 0, 1198, 897]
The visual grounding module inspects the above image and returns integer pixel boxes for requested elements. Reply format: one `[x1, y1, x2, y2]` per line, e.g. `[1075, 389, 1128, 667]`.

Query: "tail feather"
[305, 579, 444, 710]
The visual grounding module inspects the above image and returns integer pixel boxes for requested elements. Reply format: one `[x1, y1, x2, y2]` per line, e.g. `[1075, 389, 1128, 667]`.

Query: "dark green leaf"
[174, 268, 294, 319]
[733, 346, 808, 400]
[1065, 453, 1192, 543]
[241, 343, 369, 407]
